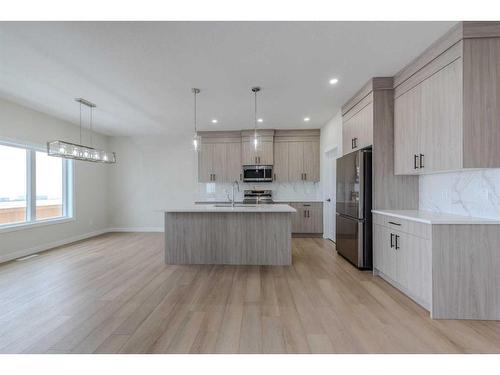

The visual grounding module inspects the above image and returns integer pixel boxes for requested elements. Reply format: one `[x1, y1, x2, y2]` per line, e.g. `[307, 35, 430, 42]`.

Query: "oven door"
[243, 166, 273, 182]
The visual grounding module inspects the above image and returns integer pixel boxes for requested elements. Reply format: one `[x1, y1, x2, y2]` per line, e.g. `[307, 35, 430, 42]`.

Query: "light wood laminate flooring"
[1, 233, 499, 353]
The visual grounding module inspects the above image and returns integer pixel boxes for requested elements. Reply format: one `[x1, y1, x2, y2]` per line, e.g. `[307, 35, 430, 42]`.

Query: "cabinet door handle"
[273, 173, 276, 181]
[351, 138, 354, 149]
[390, 233, 394, 248]
[304, 210, 307, 218]
[353, 138, 357, 148]
[388, 221, 401, 226]
[414, 154, 419, 169]
[307, 210, 310, 218]
[395, 235, 400, 250]
[419, 154, 424, 168]
[212, 174, 216, 181]
[304, 173, 307, 180]
[258, 156, 261, 164]
[240, 173, 242, 181]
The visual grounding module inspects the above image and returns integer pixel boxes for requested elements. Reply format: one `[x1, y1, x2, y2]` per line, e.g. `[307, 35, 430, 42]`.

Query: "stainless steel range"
[243, 190, 273, 205]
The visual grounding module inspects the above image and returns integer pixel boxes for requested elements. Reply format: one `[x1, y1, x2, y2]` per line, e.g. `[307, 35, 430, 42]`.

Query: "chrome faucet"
[231, 180, 240, 207]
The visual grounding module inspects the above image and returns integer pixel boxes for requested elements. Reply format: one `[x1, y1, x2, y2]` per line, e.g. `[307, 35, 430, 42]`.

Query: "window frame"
[0, 139, 74, 233]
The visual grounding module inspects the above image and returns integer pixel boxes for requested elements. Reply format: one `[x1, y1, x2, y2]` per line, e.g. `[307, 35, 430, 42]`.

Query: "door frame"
[323, 146, 338, 241]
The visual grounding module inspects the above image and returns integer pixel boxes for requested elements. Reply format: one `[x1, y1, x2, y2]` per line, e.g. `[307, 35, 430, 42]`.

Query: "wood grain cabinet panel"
[302, 141, 320, 182]
[285, 140, 320, 182]
[212, 143, 227, 182]
[198, 143, 215, 182]
[287, 142, 305, 181]
[273, 142, 289, 182]
[394, 22, 500, 174]
[394, 85, 422, 175]
[395, 59, 462, 175]
[289, 202, 323, 234]
[241, 139, 274, 165]
[420, 58, 463, 173]
[259, 141, 274, 165]
[374, 221, 432, 310]
[198, 139, 242, 183]
[342, 101, 373, 156]
[225, 142, 242, 182]
[241, 140, 255, 165]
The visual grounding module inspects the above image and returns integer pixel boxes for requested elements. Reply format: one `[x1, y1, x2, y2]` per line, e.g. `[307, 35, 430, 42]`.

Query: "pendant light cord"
[194, 90, 197, 133]
[79, 101, 82, 144]
[254, 90, 257, 132]
[90, 105, 93, 147]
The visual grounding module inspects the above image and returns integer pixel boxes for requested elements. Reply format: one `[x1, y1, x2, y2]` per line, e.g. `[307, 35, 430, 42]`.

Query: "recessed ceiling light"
[257, 118, 263, 123]
[304, 117, 310, 122]
[211, 119, 218, 124]
[329, 78, 339, 85]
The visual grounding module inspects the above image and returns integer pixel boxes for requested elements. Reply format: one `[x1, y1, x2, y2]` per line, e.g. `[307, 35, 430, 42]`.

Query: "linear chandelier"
[47, 98, 116, 163]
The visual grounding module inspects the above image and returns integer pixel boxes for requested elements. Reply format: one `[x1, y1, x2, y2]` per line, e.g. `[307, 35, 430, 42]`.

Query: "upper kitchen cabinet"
[241, 130, 274, 165]
[342, 77, 419, 210]
[274, 130, 320, 182]
[342, 94, 374, 155]
[197, 131, 242, 183]
[394, 21, 500, 175]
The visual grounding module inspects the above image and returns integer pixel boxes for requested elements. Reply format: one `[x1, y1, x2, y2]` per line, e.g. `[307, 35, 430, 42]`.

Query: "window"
[36, 151, 64, 220]
[0, 144, 27, 225]
[0, 141, 72, 229]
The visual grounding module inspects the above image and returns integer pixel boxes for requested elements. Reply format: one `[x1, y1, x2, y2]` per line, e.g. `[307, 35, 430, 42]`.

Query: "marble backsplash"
[419, 169, 500, 219]
[196, 181, 321, 202]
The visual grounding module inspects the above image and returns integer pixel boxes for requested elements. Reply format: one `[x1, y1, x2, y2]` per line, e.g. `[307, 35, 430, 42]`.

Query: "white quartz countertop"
[273, 199, 324, 203]
[164, 204, 297, 213]
[372, 209, 500, 225]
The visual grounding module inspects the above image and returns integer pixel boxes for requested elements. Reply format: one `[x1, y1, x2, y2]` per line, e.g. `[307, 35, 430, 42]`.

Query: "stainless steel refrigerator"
[335, 148, 372, 269]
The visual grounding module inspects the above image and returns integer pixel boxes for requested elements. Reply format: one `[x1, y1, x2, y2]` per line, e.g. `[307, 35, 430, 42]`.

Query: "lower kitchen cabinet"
[373, 210, 500, 320]
[373, 222, 431, 308]
[289, 202, 323, 234]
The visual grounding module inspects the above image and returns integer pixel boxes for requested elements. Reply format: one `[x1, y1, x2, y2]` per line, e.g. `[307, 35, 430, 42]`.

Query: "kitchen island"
[164, 204, 296, 265]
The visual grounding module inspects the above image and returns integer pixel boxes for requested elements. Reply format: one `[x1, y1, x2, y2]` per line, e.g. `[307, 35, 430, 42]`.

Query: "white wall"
[320, 111, 342, 239]
[0, 98, 110, 262]
[107, 135, 198, 231]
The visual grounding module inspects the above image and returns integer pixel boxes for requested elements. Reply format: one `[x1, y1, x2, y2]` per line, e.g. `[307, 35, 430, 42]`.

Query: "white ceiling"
[0, 21, 456, 136]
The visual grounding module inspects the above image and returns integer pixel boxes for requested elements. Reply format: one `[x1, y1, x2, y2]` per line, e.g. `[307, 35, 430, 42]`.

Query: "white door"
[323, 148, 337, 241]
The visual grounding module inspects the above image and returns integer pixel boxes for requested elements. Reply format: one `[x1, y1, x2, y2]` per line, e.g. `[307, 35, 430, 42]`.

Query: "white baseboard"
[0, 228, 109, 264]
[107, 227, 164, 233]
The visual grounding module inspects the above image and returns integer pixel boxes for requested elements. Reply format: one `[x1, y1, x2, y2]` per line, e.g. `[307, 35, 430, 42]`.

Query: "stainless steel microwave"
[243, 165, 273, 182]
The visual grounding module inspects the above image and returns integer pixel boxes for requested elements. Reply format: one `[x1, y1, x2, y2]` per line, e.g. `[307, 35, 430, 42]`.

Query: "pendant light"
[192, 88, 201, 152]
[47, 98, 116, 163]
[252, 86, 262, 151]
